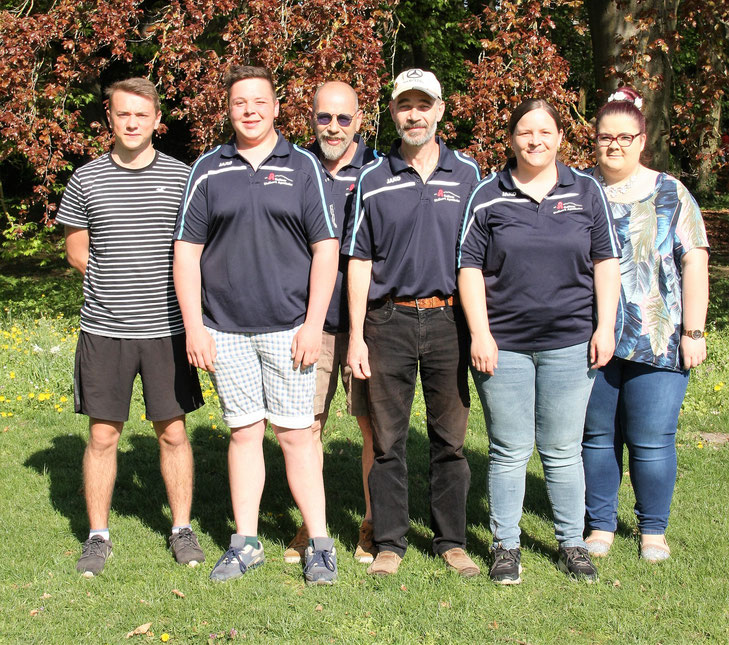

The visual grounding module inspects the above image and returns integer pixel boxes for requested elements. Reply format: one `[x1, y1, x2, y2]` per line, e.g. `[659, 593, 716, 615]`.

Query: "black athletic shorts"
[73, 331, 204, 422]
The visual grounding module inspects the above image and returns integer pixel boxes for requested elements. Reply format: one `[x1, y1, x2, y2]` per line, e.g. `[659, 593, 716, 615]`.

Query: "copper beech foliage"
[446, 0, 593, 173]
[0, 0, 395, 231]
[0, 0, 726, 240]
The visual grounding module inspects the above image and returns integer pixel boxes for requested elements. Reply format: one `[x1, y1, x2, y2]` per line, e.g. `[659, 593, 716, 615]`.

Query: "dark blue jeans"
[582, 357, 689, 535]
[364, 301, 471, 557]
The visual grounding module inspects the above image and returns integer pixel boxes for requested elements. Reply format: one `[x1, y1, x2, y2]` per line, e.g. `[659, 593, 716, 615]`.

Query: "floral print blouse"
[608, 172, 709, 371]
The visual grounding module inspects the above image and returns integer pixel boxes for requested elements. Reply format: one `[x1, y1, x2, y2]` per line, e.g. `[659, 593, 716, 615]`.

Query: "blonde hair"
[105, 78, 160, 112]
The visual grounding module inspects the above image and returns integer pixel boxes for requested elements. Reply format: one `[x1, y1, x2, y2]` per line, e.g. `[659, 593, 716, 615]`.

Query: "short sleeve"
[674, 180, 709, 260]
[457, 186, 490, 270]
[174, 167, 210, 243]
[55, 172, 88, 229]
[589, 182, 621, 260]
[342, 176, 373, 259]
[301, 163, 336, 245]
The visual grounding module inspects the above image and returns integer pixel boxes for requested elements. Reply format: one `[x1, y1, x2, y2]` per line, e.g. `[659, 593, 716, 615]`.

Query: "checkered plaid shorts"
[207, 325, 315, 429]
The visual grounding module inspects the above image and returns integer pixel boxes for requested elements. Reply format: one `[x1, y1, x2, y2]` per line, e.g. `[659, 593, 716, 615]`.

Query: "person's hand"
[186, 327, 216, 372]
[681, 335, 707, 370]
[590, 326, 615, 369]
[291, 322, 321, 370]
[471, 332, 498, 375]
[348, 336, 371, 379]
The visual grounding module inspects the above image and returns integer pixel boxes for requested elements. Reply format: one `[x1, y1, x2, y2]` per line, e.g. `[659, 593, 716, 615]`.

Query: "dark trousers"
[364, 301, 471, 557]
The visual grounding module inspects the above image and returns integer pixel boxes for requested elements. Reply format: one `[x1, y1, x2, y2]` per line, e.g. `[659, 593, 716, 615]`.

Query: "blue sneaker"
[303, 537, 338, 585]
[209, 534, 264, 582]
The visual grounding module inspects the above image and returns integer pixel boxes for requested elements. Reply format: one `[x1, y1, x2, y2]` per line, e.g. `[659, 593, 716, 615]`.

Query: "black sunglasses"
[315, 112, 355, 127]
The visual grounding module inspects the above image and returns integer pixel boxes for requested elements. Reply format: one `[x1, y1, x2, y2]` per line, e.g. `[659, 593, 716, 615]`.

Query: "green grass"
[1, 260, 728, 644]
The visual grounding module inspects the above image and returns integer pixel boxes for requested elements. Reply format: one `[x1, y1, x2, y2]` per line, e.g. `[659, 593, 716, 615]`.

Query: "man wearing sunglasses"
[343, 69, 482, 577]
[283, 81, 379, 566]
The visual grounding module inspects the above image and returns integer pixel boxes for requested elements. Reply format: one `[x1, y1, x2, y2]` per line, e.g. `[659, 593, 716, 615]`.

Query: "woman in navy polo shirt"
[582, 88, 709, 563]
[457, 98, 621, 584]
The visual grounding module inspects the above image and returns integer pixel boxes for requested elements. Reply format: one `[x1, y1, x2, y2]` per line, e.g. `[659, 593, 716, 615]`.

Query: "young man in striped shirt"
[56, 78, 204, 578]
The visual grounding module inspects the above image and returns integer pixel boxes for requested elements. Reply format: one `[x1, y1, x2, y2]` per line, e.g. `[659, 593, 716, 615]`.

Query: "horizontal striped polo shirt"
[458, 159, 621, 351]
[309, 135, 379, 333]
[175, 133, 336, 333]
[343, 137, 481, 301]
[55, 151, 190, 339]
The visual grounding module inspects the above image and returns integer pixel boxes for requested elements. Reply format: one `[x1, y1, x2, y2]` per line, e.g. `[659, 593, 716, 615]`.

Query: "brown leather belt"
[388, 294, 455, 309]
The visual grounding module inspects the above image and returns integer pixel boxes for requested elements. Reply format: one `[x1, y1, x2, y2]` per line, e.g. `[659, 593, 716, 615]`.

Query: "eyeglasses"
[596, 132, 642, 147]
[315, 112, 355, 127]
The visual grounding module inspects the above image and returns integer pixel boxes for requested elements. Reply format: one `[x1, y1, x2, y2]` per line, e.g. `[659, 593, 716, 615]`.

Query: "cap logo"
[406, 69, 424, 78]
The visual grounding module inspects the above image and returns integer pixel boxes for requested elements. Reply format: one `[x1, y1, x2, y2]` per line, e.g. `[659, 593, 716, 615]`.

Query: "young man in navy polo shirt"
[283, 81, 380, 565]
[344, 69, 481, 577]
[173, 66, 340, 585]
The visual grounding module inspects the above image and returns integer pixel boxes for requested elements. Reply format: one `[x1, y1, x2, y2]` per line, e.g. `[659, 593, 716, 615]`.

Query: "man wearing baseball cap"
[343, 69, 481, 576]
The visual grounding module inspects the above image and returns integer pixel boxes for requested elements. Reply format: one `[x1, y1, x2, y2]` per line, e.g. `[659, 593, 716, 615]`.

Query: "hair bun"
[607, 88, 643, 110]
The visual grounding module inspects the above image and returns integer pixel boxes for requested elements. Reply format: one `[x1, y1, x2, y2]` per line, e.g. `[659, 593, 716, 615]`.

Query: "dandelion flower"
[9, 372, 15, 379]
[160, 634, 170, 643]
[59, 396, 68, 403]
[714, 382, 725, 392]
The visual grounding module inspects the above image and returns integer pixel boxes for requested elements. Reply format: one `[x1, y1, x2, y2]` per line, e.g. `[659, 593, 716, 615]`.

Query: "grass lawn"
[1, 247, 728, 644]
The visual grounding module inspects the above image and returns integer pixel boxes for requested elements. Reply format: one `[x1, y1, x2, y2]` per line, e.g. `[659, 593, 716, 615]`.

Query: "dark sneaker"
[76, 535, 113, 578]
[489, 545, 522, 585]
[303, 537, 338, 585]
[283, 524, 309, 564]
[354, 519, 376, 563]
[169, 528, 205, 567]
[209, 535, 264, 582]
[558, 546, 599, 582]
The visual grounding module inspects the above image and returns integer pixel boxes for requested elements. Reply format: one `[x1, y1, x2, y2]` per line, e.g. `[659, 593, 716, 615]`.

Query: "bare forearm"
[457, 268, 490, 337]
[173, 241, 205, 331]
[348, 258, 372, 339]
[64, 226, 90, 276]
[305, 239, 339, 329]
[681, 249, 709, 329]
[593, 258, 620, 332]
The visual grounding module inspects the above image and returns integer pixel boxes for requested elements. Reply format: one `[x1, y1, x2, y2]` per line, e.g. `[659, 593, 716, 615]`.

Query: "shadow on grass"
[22, 417, 614, 565]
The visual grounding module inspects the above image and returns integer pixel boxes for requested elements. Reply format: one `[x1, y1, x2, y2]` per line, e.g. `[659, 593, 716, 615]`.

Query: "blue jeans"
[472, 342, 595, 550]
[582, 358, 689, 535]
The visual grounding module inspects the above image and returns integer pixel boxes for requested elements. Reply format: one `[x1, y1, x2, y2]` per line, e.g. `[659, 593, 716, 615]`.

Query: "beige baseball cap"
[391, 69, 442, 101]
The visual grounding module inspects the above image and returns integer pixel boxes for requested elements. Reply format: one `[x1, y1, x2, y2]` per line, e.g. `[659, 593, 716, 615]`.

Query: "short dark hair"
[224, 65, 276, 98]
[105, 78, 160, 112]
[595, 86, 646, 134]
[508, 98, 563, 135]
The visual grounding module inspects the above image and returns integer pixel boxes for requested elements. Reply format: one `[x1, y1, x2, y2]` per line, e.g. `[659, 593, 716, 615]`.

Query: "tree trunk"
[587, 0, 679, 171]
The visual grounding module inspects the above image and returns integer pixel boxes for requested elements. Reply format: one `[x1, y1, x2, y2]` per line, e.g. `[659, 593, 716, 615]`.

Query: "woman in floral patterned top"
[582, 88, 710, 563]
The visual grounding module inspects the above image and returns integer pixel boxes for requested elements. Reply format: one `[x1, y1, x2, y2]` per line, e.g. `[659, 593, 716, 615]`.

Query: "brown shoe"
[366, 550, 402, 576]
[283, 524, 309, 563]
[354, 519, 376, 563]
[442, 547, 480, 577]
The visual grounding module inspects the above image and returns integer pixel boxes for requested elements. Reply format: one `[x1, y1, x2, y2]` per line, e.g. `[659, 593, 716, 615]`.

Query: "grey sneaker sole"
[355, 553, 375, 564]
[305, 576, 337, 586]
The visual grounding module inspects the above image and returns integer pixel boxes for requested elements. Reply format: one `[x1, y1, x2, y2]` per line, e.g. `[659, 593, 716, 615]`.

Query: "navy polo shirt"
[343, 137, 481, 301]
[309, 135, 378, 333]
[458, 159, 621, 351]
[175, 133, 335, 333]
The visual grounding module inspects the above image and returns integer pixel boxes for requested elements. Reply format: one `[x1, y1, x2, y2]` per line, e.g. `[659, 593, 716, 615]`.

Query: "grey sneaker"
[209, 534, 264, 582]
[303, 537, 338, 586]
[76, 535, 113, 578]
[558, 546, 599, 582]
[169, 528, 205, 566]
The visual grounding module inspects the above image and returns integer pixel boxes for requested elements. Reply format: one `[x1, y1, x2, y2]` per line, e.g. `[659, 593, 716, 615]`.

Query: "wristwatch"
[682, 329, 704, 340]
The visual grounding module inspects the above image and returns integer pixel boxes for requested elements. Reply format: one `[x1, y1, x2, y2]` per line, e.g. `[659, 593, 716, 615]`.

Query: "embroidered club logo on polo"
[434, 189, 460, 203]
[264, 172, 294, 187]
[553, 201, 582, 213]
